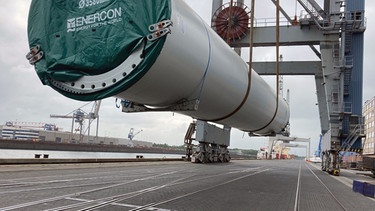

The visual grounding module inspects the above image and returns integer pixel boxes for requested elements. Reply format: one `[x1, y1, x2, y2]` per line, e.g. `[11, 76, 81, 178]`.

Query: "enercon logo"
[67, 7, 122, 32]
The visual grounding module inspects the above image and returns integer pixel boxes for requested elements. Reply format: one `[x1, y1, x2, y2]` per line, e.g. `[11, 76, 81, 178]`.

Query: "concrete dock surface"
[0, 160, 374, 210]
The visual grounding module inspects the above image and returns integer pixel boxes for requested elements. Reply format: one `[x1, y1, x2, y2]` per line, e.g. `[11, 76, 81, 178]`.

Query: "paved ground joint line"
[294, 161, 302, 211]
[0, 171, 179, 211]
[144, 168, 271, 210]
[305, 163, 348, 211]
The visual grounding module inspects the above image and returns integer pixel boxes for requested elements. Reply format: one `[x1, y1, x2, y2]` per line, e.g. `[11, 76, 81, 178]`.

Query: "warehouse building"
[0, 123, 152, 148]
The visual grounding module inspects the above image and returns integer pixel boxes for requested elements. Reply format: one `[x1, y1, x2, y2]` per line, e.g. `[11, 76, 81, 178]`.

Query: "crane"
[50, 100, 101, 143]
[128, 128, 143, 141]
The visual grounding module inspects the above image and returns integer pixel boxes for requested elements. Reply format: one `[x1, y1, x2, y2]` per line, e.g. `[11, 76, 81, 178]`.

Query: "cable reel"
[211, 2, 251, 42]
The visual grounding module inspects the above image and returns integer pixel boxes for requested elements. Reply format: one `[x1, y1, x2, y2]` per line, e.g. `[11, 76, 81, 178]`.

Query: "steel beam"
[230, 26, 338, 47]
[211, 0, 223, 17]
[315, 73, 330, 134]
[252, 61, 321, 75]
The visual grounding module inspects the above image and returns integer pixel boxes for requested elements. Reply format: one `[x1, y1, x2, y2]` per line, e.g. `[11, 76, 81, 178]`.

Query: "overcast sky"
[1, 0, 374, 156]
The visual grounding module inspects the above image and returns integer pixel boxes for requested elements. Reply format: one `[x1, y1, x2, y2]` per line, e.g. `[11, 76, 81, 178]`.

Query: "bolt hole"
[123, 72, 127, 77]
[132, 64, 136, 69]
[150, 26, 154, 30]
[81, 84, 85, 89]
[148, 35, 153, 40]
[112, 78, 116, 83]
[140, 53, 144, 59]
[102, 83, 106, 87]
[71, 82, 75, 87]
[91, 85, 95, 89]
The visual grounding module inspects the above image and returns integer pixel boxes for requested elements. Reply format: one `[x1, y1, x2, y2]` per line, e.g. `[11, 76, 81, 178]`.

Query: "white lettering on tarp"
[79, 0, 110, 9]
[67, 18, 76, 32]
[67, 7, 122, 33]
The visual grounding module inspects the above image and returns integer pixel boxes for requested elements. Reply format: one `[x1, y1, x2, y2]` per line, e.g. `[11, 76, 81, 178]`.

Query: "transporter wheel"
[219, 154, 225, 163]
[321, 155, 327, 171]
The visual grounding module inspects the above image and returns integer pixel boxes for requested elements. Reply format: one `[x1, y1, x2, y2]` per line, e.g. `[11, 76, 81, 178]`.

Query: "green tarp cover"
[28, 0, 171, 101]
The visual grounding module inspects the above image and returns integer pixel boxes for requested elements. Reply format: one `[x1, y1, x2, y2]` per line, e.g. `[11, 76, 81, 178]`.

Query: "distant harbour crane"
[50, 101, 101, 143]
[128, 128, 143, 141]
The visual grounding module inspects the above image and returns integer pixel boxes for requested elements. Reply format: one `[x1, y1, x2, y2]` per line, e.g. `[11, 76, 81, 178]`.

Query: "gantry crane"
[128, 128, 143, 141]
[212, 0, 365, 175]
[50, 101, 101, 143]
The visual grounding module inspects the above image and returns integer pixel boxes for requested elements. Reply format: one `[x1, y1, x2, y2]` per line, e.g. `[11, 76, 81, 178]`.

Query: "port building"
[363, 96, 375, 154]
[0, 123, 152, 148]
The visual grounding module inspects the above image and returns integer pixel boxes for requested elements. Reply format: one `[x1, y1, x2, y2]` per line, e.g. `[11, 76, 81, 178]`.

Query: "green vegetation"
[153, 144, 259, 155]
[240, 149, 258, 156]
[153, 143, 185, 150]
[230, 148, 258, 156]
